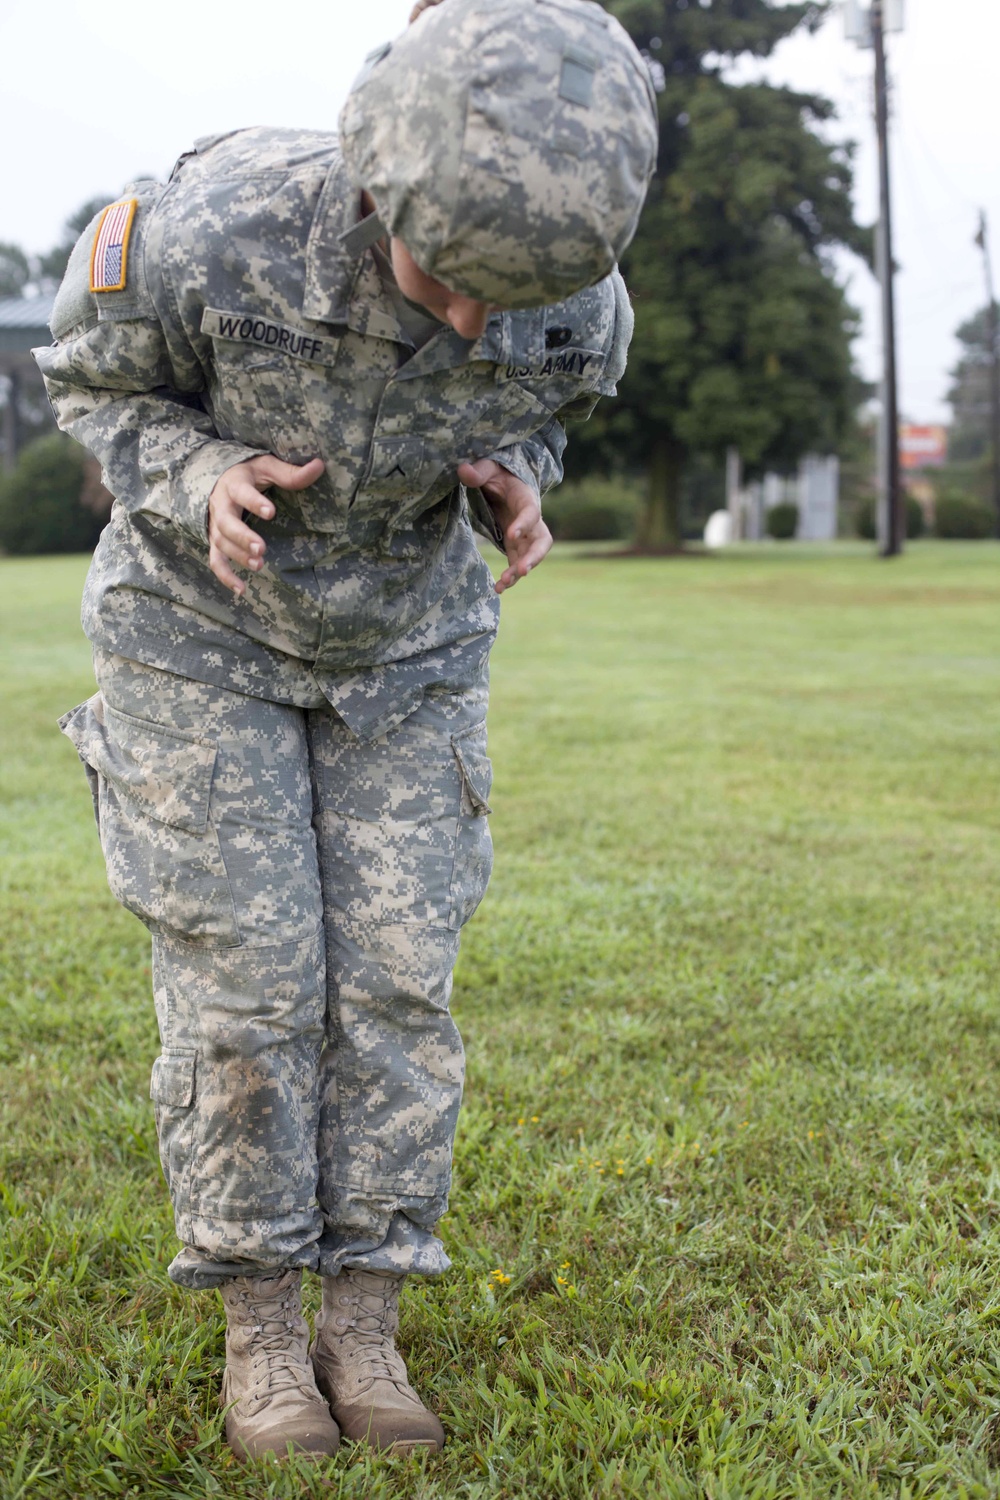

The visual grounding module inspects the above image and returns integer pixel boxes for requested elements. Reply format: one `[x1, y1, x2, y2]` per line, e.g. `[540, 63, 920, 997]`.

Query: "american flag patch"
[89, 198, 138, 293]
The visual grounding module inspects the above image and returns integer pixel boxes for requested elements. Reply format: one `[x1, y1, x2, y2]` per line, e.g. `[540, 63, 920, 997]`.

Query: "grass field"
[3, 542, 1000, 1498]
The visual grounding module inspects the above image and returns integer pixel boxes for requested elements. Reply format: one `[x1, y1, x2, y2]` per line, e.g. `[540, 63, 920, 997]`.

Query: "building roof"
[0, 293, 55, 330]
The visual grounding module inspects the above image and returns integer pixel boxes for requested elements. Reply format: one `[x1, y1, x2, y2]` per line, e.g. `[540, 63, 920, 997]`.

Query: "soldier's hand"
[208, 455, 324, 595]
[457, 459, 553, 594]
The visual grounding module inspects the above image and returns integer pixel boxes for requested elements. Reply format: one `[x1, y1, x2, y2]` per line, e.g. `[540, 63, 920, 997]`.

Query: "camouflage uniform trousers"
[61, 649, 493, 1289]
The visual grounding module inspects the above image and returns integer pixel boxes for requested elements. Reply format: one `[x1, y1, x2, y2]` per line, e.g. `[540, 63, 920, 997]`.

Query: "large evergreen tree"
[569, 0, 869, 549]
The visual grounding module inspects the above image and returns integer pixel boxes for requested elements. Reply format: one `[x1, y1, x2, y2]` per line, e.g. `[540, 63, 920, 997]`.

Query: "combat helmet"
[338, 0, 658, 309]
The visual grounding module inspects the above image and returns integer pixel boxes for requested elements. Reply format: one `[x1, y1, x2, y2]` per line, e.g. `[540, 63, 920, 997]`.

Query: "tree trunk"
[635, 435, 684, 553]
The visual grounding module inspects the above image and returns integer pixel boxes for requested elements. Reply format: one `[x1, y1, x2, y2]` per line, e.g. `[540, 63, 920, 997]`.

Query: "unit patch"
[201, 307, 340, 366]
[89, 199, 138, 293]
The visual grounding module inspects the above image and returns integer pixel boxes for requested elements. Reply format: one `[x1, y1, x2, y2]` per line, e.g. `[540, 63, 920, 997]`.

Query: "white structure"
[703, 510, 733, 548]
[796, 455, 840, 540]
[727, 454, 841, 541]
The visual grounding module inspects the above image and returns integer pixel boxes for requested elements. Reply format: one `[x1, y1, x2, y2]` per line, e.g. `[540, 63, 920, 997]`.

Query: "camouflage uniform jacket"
[36, 127, 633, 739]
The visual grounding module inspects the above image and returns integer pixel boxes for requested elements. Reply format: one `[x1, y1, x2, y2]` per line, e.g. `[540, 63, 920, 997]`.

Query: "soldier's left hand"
[456, 460, 553, 594]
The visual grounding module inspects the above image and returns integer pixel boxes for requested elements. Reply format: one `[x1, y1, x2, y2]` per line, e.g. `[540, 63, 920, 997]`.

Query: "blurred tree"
[0, 243, 31, 298]
[0, 198, 114, 298]
[565, 0, 869, 551]
[0, 433, 107, 555]
[946, 303, 997, 463]
[36, 197, 113, 287]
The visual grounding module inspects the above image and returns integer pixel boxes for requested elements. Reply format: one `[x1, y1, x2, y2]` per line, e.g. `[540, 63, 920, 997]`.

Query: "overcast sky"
[1, 0, 993, 422]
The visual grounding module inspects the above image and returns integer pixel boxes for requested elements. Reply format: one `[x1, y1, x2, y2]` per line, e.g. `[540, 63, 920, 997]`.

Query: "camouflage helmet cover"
[338, 0, 658, 309]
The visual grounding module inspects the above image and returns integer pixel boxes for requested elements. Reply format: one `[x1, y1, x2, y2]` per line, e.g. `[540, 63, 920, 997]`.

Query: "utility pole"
[974, 211, 1000, 535]
[846, 0, 904, 556]
[872, 1, 902, 556]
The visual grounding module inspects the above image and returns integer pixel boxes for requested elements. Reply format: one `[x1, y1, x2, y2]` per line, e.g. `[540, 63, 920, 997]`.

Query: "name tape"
[201, 307, 339, 366]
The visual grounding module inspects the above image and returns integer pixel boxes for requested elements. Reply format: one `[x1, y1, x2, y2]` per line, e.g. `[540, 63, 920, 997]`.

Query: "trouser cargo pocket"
[59, 693, 240, 947]
[150, 1048, 198, 1211]
[449, 721, 493, 929]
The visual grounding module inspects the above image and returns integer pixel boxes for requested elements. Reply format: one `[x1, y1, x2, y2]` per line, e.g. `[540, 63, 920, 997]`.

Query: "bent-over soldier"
[37, 0, 656, 1462]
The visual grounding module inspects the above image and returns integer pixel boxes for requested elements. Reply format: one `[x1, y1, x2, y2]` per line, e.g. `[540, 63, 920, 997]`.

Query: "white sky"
[0, 0, 994, 422]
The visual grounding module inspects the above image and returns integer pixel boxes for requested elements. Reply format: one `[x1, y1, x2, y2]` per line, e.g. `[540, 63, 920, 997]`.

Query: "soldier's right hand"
[208, 455, 325, 595]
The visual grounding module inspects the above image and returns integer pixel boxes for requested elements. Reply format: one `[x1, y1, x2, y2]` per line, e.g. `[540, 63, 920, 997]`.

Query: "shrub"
[934, 493, 994, 539]
[855, 495, 926, 541]
[544, 478, 641, 543]
[548, 503, 629, 542]
[907, 496, 926, 539]
[855, 498, 876, 540]
[0, 434, 105, 555]
[765, 502, 799, 540]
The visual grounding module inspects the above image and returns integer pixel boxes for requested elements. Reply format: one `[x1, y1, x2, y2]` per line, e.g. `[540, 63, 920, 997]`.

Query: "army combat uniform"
[38, 125, 634, 1290]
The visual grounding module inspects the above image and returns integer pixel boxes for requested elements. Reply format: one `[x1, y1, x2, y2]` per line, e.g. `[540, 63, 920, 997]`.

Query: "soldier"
[37, 0, 656, 1464]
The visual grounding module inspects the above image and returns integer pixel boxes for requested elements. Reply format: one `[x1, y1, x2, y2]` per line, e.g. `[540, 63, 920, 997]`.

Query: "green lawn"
[3, 542, 1000, 1498]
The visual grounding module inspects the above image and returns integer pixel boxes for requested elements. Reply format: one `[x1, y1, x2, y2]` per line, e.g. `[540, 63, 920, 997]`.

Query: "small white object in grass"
[704, 510, 733, 548]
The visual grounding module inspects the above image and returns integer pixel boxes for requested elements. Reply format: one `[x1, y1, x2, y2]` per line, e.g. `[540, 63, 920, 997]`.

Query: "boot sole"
[226, 1436, 341, 1463]
[225, 1413, 340, 1461]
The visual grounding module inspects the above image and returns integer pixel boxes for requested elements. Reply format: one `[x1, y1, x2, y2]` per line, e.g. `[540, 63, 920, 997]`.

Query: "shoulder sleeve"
[35, 186, 265, 546]
[476, 270, 634, 540]
[596, 267, 635, 397]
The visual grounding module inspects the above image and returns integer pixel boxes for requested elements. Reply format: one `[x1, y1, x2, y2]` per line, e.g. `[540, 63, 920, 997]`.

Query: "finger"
[248, 455, 325, 492]
[496, 556, 522, 590]
[514, 526, 553, 574]
[213, 536, 258, 570]
[457, 459, 500, 489]
[210, 524, 259, 570]
[209, 543, 247, 596]
[506, 498, 540, 544]
[223, 480, 277, 520]
[494, 523, 552, 592]
[215, 508, 267, 564]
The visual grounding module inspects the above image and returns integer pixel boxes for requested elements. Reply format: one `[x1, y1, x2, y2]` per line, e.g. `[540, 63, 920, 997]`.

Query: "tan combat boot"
[311, 1270, 445, 1453]
[220, 1269, 340, 1461]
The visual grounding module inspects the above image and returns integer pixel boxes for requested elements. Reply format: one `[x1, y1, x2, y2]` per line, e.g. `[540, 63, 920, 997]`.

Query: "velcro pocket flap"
[150, 1050, 197, 1107]
[452, 724, 493, 814]
[59, 696, 217, 834]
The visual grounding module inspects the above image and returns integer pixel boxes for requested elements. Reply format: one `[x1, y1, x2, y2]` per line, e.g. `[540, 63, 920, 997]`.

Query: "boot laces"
[238, 1284, 314, 1402]
[338, 1279, 409, 1390]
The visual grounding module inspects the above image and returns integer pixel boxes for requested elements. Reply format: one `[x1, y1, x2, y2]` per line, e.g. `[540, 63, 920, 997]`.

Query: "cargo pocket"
[59, 694, 240, 947]
[150, 1049, 197, 1212]
[450, 722, 494, 930]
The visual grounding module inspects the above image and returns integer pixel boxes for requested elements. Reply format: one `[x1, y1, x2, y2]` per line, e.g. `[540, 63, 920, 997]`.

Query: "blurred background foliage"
[564, 0, 869, 549]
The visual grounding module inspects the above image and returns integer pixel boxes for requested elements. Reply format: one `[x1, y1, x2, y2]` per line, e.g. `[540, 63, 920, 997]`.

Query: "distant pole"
[975, 211, 1000, 535]
[872, 0, 903, 557]
[1, 369, 18, 474]
[725, 446, 742, 539]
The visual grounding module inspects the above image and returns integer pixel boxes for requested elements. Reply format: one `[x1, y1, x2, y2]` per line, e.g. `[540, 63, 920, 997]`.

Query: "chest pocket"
[209, 337, 369, 536]
[209, 342, 326, 465]
[365, 368, 556, 542]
